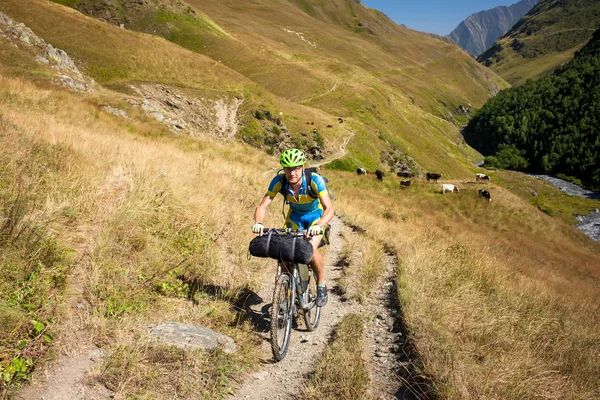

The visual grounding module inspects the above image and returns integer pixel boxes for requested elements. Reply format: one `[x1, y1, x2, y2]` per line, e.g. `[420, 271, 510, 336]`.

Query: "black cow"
[375, 170, 384, 181]
[357, 167, 367, 175]
[426, 172, 442, 182]
[397, 171, 413, 178]
[400, 180, 411, 189]
[326, 124, 333, 128]
[478, 189, 491, 202]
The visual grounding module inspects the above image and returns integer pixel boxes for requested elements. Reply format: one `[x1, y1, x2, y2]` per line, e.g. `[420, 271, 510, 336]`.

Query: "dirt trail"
[232, 216, 353, 399]
[363, 253, 425, 400]
[311, 127, 355, 169]
[300, 80, 339, 104]
[232, 217, 421, 399]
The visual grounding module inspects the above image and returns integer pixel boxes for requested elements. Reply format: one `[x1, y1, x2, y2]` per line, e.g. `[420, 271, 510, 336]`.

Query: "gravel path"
[231, 216, 355, 400]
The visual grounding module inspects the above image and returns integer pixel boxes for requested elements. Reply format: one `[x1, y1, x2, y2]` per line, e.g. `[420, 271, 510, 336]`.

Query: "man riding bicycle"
[252, 148, 334, 307]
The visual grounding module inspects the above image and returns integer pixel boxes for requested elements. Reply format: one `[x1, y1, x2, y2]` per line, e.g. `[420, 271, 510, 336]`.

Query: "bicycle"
[265, 228, 322, 361]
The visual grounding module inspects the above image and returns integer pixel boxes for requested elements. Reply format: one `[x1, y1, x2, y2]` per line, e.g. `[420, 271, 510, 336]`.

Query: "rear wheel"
[302, 268, 321, 331]
[270, 274, 293, 361]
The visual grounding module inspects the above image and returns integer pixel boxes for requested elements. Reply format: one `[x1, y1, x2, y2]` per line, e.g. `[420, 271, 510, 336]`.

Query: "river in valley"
[529, 174, 600, 242]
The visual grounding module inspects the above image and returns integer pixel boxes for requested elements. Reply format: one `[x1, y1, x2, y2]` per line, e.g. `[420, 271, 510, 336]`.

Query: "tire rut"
[363, 251, 428, 399]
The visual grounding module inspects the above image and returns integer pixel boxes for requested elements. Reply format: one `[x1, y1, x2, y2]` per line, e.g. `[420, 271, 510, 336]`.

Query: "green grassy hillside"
[1, 0, 508, 178]
[478, 0, 600, 86]
[2, 1, 600, 399]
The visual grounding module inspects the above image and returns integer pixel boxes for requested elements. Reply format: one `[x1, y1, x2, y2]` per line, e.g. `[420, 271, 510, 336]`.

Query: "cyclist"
[252, 148, 334, 306]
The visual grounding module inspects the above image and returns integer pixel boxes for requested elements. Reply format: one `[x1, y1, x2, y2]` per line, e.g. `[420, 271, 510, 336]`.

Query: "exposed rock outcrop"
[149, 321, 237, 353]
[0, 11, 94, 92]
[128, 84, 243, 139]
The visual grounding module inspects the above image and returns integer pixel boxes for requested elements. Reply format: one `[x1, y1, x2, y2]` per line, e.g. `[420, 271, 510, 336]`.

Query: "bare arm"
[315, 192, 334, 227]
[254, 194, 274, 225]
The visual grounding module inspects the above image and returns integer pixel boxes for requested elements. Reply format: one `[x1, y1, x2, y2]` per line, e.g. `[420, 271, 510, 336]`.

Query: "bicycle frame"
[265, 227, 322, 361]
[276, 262, 316, 311]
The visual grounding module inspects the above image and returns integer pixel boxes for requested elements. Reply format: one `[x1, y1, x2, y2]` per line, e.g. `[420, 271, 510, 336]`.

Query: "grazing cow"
[479, 189, 492, 202]
[476, 173, 490, 183]
[397, 171, 413, 178]
[338, 117, 344, 123]
[357, 167, 367, 175]
[426, 172, 442, 182]
[375, 170, 384, 181]
[326, 124, 333, 128]
[400, 180, 411, 189]
[442, 184, 459, 193]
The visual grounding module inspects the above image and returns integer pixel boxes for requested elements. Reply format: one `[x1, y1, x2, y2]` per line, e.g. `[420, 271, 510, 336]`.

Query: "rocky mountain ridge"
[478, 0, 600, 85]
[448, 0, 539, 56]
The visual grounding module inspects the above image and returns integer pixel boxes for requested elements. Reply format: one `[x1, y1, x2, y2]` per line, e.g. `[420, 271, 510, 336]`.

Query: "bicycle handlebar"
[262, 228, 307, 236]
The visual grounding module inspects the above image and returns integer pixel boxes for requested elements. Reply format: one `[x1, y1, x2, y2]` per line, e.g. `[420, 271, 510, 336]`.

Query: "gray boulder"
[149, 321, 237, 354]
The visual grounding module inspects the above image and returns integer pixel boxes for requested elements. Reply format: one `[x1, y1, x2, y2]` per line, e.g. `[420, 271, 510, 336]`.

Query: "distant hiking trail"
[311, 127, 354, 168]
[231, 216, 422, 399]
[261, 127, 355, 179]
[300, 80, 339, 104]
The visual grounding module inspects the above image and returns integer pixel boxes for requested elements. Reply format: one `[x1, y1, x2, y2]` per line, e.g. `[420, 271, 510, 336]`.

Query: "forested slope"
[465, 29, 600, 189]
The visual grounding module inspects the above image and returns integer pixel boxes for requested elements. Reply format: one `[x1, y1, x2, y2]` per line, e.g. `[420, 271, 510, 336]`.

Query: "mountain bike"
[266, 228, 322, 361]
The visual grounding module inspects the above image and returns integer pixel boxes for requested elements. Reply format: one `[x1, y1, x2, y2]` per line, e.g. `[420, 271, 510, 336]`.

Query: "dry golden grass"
[0, 74, 275, 397]
[328, 171, 600, 399]
[337, 230, 385, 303]
[302, 313, 370, 400]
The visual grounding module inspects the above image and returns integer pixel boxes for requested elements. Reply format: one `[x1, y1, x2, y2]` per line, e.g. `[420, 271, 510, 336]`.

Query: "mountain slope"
[478, 0, 600, 85]
[1, 0, 508, 177]
[448, 0, 539, 57]
[1, 1, 600, 399]
[465, 29, 600, 189]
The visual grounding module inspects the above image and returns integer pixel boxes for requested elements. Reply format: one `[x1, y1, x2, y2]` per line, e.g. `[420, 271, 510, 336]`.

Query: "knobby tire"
[271, 274, 293, 361]
[302, 268, 321, 331]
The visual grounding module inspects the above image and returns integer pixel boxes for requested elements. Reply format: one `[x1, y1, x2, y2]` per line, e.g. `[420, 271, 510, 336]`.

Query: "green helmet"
[280, 148, 306, 168]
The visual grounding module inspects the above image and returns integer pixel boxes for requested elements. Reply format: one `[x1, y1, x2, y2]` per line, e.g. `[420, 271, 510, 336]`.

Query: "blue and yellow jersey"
[266, 172, 328, 213]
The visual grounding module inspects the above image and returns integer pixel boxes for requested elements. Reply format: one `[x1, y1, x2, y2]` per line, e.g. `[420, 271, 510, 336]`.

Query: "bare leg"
[308, 235, 325, 284]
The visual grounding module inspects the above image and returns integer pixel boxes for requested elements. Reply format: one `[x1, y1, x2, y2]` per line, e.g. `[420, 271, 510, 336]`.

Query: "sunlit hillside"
[478, 0, 600, 86]
[3, 0, 507, 177]
[1, 1, 600, 399]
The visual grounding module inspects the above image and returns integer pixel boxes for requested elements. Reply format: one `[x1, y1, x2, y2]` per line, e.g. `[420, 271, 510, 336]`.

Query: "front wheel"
[270, 274, 293, 361]
[302, 268, 321, 331]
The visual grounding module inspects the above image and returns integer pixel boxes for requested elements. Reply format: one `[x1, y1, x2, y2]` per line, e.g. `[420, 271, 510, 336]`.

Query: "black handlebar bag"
[249, 231, 314, 264]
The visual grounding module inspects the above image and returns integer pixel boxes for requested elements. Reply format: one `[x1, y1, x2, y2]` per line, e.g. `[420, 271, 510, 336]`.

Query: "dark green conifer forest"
[465, 29, 600, 190]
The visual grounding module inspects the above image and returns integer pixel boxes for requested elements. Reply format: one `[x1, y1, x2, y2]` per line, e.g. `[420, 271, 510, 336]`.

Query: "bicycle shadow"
[236, 289, 272, 334]
[183, 280, 273, 334]
[185, 281, 317, 338]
